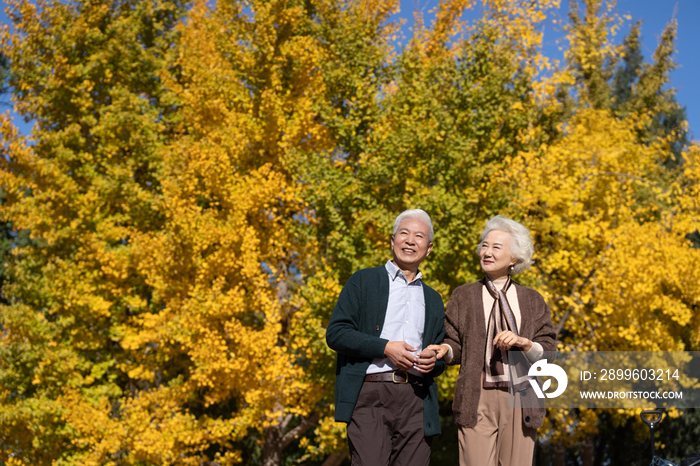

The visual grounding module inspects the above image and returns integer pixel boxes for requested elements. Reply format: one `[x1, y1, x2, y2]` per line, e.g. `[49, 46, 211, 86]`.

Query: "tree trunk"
[261, 423, 283, 466]
[553, 441, 566, 466]
[260, 411, 322, 466]
[581, 434, 595, 466]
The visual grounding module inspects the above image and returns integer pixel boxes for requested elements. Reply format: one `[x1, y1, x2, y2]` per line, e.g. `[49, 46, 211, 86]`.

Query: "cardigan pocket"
[337, 366, 367, 403]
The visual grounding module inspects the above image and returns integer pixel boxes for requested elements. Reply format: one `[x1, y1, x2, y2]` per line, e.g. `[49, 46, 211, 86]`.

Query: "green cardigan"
[326, 265, 446, 437]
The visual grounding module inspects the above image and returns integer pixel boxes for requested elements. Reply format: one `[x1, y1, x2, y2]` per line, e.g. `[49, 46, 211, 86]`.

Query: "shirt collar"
[385, 259, 423, 284]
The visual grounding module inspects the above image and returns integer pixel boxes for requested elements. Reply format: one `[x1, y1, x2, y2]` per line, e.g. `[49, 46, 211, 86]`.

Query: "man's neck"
[392, 260, 418, 282]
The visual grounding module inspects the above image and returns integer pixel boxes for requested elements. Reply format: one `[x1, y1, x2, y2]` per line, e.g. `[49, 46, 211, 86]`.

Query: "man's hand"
[384, 341, 418, 370]
[414, 348, 437, 373]
[493, 330, 532, 351]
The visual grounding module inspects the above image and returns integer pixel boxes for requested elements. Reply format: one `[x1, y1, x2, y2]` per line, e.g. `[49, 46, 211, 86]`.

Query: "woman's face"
[479, 230, 517, 280]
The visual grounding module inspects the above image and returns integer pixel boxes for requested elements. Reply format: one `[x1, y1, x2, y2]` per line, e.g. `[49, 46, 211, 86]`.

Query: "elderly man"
[326, 209, 446, 465]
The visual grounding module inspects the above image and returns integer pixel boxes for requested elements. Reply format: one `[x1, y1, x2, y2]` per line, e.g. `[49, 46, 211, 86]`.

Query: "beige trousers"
[458, 384, 536, 466]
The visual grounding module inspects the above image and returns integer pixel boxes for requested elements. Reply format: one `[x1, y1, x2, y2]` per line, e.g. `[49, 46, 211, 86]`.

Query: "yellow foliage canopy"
[509, 109, 700, 351]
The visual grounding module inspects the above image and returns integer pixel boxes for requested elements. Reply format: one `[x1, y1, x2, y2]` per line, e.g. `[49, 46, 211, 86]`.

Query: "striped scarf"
[483, 276, 530, 390]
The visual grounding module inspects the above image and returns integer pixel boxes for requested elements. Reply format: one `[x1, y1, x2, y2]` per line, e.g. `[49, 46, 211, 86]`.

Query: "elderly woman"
[427, 215, 556, 466]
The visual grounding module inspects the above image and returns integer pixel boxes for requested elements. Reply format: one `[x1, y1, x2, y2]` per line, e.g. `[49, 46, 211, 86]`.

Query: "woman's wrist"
[440, 344, 454, 363]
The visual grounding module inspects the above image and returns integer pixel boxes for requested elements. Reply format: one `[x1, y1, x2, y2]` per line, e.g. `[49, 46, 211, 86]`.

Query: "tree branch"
[321, 452, 349, 466]
[280, 411, 322, 450]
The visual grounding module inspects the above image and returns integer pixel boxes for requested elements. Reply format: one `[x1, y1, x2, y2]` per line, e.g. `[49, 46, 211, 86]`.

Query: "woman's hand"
[425, 344, 450, 360]
[493, 331, 532, 351]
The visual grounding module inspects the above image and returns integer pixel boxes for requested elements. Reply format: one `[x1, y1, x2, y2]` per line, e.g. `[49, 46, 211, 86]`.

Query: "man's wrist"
[383, 340, 394, 358]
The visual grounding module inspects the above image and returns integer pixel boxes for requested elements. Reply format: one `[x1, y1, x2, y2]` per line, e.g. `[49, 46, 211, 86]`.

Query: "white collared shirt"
[366, 260, 426, 376]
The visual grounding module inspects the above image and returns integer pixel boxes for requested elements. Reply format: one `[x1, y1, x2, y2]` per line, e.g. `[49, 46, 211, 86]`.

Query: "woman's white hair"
[476, 215, 534, 275]
[393, 209, 434, 241]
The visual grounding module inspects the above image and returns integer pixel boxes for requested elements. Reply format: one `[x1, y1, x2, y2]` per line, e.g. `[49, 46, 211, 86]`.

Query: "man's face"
[391, 217, 433, 273]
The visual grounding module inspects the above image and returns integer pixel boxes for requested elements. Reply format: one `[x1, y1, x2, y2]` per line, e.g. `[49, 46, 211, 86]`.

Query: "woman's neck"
[486, 275, 509, 292]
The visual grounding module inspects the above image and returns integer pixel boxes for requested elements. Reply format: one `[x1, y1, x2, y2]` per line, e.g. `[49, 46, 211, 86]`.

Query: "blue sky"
[615, 0, 699, 139]
[2, 0, 698, 140]
[397, 0, 700, 140]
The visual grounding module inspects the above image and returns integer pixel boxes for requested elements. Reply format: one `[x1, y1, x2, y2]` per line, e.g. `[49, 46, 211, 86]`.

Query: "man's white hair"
[476, 215, 534, 275]
[393, 209, 434, 241]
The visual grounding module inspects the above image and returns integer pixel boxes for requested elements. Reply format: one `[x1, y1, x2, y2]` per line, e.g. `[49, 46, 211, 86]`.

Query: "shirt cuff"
[442, 344, 454, 364]
[525, 342, 544, 362]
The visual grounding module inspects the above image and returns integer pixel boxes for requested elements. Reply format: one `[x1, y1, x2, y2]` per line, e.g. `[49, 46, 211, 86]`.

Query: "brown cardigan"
[443, 279, 557, 429]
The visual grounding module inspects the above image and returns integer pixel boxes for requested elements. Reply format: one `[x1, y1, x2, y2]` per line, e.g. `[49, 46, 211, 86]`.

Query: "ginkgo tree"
[293, 1, 568, 462]
[1, 0, 187, 463]
[1, 0, 698, 464]
[0, 0, 332, 464]
[508, 107, 700, 466]
[503, 2, 700, 463]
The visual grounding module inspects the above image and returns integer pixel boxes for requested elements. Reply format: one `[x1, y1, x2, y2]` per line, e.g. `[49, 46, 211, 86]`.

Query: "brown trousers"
[348, 381, 431, 466]
[458, 384, 536, 466]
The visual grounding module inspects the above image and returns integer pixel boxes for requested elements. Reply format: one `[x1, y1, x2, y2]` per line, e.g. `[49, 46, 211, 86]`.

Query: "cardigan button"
[525, 416, 531, 422]
[376, 325, 380, 331]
